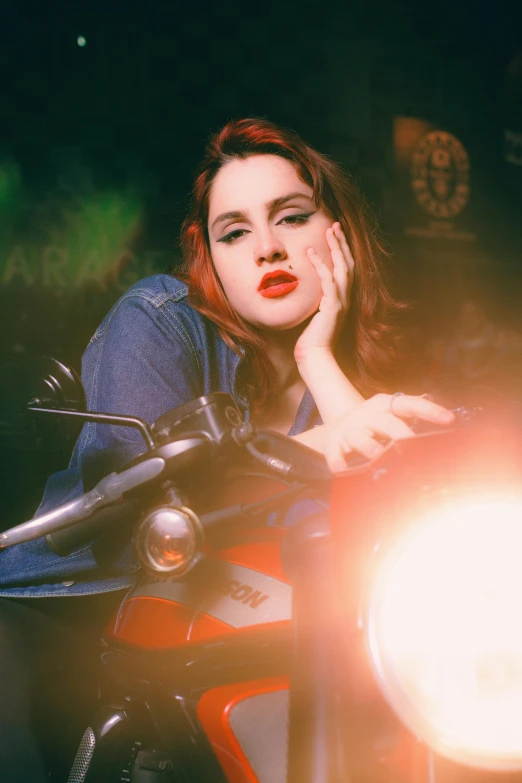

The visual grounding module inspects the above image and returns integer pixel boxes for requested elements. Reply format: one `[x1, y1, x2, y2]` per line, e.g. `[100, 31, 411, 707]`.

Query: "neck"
[260, 326, 303, 391]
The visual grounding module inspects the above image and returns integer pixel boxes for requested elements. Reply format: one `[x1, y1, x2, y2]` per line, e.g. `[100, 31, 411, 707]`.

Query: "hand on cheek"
[294, 222, 364, 420]
[307, 222, 355, 312]
[294, 224, 354, 360]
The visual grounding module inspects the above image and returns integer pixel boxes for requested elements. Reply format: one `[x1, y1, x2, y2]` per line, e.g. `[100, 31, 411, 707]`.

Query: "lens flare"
[366, 499, 522, 771]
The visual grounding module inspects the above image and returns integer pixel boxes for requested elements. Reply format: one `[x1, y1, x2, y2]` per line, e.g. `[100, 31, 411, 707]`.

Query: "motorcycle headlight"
[366, 498, 522, 771]
[134, 506, 203, 576]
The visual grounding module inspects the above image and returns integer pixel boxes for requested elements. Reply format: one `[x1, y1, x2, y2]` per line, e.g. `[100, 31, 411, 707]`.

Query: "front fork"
[284, 513, 350, 783]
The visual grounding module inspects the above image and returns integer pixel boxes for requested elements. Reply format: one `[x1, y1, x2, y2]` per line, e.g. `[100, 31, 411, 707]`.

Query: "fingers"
[326, 226, 349, 309]
[307, 223, 354, 314]
[324, 393, 454, 475]
[325, 414, 413, 474]
[307, 248, 339, 309]
[325, 429, 385, 473]
[333, 223, 355, 277]
[386, 394, 455, 426]
[330, 223, 355, 310]
[372, 412, 415, 441]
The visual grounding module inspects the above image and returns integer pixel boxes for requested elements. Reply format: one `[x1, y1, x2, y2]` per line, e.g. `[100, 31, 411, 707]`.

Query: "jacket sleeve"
[79, 291, 203, 489]
[38, 290, 203, 513]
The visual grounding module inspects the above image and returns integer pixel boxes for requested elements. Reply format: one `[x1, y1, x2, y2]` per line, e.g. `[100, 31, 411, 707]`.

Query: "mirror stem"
[27, 403, 156, 451]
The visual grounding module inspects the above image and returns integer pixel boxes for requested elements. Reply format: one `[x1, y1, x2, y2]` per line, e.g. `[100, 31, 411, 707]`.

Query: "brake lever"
[0, 457, 166, 548]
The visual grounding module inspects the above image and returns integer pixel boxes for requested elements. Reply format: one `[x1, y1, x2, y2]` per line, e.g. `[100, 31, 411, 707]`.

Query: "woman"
[177, 118, 452, 470]
[0, 118, 453, 780]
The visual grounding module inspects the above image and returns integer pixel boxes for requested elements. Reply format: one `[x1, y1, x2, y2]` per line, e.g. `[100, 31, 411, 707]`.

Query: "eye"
[278, 212, 315, 227]
[217, 228, 249, 245]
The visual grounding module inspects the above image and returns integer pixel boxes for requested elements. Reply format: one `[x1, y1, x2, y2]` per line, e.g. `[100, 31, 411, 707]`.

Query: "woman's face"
[207, 154, 334, 332]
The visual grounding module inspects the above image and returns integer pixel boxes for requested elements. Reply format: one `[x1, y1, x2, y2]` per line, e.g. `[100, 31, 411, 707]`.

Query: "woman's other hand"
[294, 222, 355, 364]
[324, 393, 455, 474]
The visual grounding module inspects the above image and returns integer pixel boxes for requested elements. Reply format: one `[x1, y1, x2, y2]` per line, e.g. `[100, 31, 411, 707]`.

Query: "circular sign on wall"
[411, 131, 470, 219]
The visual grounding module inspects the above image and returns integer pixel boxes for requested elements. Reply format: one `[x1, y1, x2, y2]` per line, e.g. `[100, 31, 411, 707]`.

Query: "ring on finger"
[390, 391, 405, 415]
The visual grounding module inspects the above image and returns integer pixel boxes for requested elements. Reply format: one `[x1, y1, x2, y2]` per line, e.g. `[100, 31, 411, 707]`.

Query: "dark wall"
[1, 0, 522, 521]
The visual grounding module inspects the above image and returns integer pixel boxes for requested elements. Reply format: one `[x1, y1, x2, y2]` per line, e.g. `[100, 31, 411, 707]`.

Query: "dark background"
[2, 0, 522, 521]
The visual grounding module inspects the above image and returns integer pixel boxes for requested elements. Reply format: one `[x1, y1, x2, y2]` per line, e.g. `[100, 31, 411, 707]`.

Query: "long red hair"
[179, 118, 405, 417]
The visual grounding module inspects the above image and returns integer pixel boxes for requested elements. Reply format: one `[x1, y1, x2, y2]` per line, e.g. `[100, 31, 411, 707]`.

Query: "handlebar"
[0, 422, 331, 552]
[1, 396, 473, 553]
[46, 499, 141, 556]
[0, 457, 166, 549]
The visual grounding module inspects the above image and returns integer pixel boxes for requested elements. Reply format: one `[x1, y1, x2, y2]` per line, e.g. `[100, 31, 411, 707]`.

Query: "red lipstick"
[258, 270, 298, 299]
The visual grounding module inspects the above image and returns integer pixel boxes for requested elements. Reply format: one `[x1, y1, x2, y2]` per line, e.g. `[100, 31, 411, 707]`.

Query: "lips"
[258, 270, 298, 299]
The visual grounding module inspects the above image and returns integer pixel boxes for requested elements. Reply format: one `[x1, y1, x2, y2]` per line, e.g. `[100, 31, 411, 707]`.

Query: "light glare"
[367, 499, 522, 770]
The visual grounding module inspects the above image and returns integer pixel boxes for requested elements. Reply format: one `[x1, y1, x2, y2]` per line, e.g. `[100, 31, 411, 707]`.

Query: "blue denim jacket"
[0, 275, 322, 598]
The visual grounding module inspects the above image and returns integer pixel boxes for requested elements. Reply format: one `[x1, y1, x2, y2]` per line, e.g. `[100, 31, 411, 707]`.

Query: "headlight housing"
[366, 498, 522, 771]
[134, 505, 203, 577]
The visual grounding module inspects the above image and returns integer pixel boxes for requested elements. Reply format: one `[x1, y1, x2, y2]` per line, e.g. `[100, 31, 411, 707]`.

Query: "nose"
[254, 229, 287, 264]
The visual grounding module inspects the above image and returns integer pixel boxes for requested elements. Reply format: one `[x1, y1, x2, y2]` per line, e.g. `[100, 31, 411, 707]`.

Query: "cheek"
[218, 273, 238, 303]
[302, 221, 334, 272]
[317, 231, 334, 272]
[212, 261, 248, 307]
[298, 271, 323, 311]
[211, 251, 234, 290]
[309, 277, 324, 307]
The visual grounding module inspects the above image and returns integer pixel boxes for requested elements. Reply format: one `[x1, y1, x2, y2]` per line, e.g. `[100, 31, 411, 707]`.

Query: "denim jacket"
[0, 275, 322, 598]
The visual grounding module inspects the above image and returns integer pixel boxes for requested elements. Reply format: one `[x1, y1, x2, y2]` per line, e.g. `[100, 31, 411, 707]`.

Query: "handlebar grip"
[46, 499, 140, 556]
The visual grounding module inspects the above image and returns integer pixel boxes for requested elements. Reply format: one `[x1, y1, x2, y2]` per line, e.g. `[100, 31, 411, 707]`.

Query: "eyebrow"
[210, 191, 314, 232]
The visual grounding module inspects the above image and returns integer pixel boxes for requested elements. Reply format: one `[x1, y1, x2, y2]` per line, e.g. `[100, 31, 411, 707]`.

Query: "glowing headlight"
[366, 499, 522, 771]
[134, 506, 203, 576]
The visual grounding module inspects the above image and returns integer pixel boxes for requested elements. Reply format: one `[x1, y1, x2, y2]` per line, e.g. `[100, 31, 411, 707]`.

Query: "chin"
[245, 297, 320, 333]
[254, 311, 318, 333]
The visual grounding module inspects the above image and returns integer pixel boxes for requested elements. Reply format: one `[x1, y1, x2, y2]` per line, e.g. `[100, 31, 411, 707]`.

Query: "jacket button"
[61, 580, 75, 587]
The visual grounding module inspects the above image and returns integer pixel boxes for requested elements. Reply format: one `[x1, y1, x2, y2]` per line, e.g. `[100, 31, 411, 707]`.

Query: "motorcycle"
[2, 357, 522, 783]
